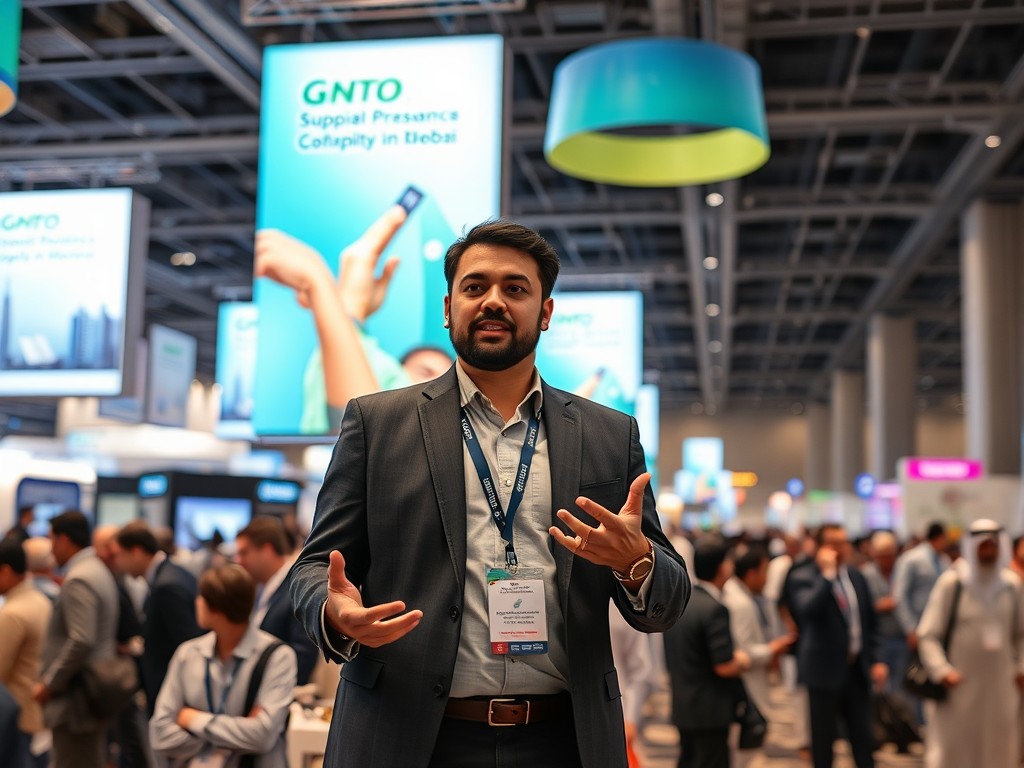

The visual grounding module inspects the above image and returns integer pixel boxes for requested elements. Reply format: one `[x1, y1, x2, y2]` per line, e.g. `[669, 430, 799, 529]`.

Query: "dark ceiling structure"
[3, 0, 1024, 435]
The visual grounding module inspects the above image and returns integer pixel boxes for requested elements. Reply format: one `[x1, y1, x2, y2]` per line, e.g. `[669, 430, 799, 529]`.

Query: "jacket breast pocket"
[340, 656, 384, 689]
[579, 478, 622, 504]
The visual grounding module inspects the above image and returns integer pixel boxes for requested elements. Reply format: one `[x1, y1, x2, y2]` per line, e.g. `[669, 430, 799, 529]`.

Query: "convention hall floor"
[636, 685, 925, 768]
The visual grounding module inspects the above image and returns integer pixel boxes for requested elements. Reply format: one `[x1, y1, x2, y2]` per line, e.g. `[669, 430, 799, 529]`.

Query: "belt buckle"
[487, 698, 529, 727]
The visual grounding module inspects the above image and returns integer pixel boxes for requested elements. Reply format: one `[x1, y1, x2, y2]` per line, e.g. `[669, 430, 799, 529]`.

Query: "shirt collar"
[196, 625, 263, 662]
[259, 558, 293, 606]
[697, 579, 722, 603]
[145, 550, 167, 586]
[64, 546, 96, 572]
[455, 359, 543, 423]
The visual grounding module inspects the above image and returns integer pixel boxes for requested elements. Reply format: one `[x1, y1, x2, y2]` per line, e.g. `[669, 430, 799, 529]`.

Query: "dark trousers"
[427, 705, 587, 768]
[676, 727, 730, 768]
[807, 663, 875, 768]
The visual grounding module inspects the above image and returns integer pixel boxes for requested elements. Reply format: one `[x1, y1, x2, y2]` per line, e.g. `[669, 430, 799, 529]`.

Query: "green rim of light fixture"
[0, 0, 21, 117]
[544, 38, 770, 187]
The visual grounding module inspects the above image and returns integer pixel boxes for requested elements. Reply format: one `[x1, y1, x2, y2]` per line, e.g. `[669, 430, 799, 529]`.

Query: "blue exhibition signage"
[854, 473, 876, 499]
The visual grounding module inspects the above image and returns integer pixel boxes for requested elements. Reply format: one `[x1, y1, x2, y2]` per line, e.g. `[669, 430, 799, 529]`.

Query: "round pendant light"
[544, 38, 770, 187]
[0, 0, 21, 117]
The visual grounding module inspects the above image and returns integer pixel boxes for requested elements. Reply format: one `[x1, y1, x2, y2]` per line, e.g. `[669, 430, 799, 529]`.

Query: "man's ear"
[540, 296, 554, 331]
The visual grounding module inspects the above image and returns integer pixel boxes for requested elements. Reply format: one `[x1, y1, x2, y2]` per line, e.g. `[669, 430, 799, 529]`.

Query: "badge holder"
[487, 566, 549, 656]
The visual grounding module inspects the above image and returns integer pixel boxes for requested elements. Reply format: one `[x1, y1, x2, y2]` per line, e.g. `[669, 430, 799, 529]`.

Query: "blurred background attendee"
[4, 507, 35, 546]
[149, 565, 297, 768]
[778, 528, 818, 760]
[115, 522, 202, 715]
[664, 536, 750, 768]
[609, 603, 655, 767]
[893, 522, 950, 655]
[235, 518, 318, 685]
[0, 538, 53, 768]
[35, 511, 119, 768]
[399, 345, 454, 383]
[789, 524, 887, 768]
[22, 538, 59, 603]
[862, 531, 906, 698]
[918, 519, 1024, 768]
[723, 544, 796, 768]
[1009, 535, 1024, 582]
[93, 526, 151, 768]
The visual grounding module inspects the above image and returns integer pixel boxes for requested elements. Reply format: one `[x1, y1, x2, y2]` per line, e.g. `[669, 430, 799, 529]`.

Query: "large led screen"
[253, 35, 503, 435]
[535, 291, 643, 415]
[0, 188, 147, 396]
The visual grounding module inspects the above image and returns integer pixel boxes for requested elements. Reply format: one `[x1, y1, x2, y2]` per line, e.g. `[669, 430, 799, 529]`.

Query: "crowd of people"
[0, 508, 316, 768]
[650, 518, 1024, 768]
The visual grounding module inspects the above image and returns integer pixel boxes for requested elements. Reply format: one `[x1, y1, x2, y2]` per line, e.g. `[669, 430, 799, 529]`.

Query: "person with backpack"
[149, 565, 297, 768]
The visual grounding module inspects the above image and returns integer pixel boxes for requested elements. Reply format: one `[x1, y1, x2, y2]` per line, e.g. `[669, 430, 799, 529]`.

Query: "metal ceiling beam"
[19, 55, 207, 81]
[0, 114, 259, 141]
[168, 0, 263, 75]
[121, 0, 261, 108]
[0, 134, 259, 161]
[146, 260, 220, 316]
[150, 221, 256, 240]
[809, 52, 1024, 398]
[747, 6, 1024, 38]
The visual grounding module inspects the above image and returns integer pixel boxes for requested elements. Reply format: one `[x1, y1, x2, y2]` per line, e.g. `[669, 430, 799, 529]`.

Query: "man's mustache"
[469, 311, 517, 334]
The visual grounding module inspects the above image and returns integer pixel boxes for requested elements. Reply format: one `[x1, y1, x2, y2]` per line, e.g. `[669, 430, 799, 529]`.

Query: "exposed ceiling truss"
[3, 0, 1024, 434]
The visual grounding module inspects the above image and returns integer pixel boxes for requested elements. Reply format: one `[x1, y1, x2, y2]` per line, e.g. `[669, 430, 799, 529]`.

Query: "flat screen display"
[16, 478, 82, 537]
[147, 325, 197, 428]
[96, 493, 140, 527]
[253, 35, 503, 435]
[535, 291, 644, 415]
[0, 188, 145, 396]
[215, 302, 258, 439]
[173, 496, 252, 551]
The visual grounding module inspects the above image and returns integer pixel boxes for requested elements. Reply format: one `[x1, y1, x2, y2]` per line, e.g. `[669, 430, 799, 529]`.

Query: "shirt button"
[504, 479, 512, 487]
[449, 605, 460, 621]
[434, 683, 445, 697]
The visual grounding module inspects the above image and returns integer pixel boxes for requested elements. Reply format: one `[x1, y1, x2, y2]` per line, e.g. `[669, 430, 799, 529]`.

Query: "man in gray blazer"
[291, 220, 690, 768]
[34, 511, 120, 768]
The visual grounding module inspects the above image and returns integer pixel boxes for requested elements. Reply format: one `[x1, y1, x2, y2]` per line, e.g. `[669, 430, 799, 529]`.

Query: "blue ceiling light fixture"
[544, 38, 770, 187]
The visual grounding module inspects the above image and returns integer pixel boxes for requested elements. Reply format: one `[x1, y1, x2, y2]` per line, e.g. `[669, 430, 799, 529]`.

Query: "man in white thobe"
[918, 519, 1024, 768]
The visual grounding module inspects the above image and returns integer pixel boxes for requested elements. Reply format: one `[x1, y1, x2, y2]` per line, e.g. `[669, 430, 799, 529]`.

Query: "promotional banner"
[535, 291, 643, 415]
[0, 188, 137, 396]
[215, 302, 258, 439]
[146, 324, 197, 428]
[253, 35, 503, 435]
[635, 384, 660, 488]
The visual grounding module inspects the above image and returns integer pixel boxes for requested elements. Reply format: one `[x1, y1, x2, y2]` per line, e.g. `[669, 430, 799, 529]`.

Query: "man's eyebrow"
[459, 272, 533, 283]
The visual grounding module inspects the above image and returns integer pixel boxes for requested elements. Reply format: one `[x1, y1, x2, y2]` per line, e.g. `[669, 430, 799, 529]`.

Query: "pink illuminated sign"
[905, 458, 983, 482]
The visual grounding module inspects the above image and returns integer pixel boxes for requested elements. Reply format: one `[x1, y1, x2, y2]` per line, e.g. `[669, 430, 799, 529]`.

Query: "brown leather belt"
[443, 695, 569, 726]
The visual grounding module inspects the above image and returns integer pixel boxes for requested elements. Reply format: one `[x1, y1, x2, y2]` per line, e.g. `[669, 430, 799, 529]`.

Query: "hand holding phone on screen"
[337, 204, 410, 324]
[254, 229, 334, 309]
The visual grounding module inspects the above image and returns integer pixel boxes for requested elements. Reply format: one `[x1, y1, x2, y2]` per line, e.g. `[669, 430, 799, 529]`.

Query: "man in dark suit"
[664, 537, 750, 768]
[235, 517, 318, 684]
[114, 522, 203, 714]
[789, 523, 888, 768]
[291, 220, 690, 768]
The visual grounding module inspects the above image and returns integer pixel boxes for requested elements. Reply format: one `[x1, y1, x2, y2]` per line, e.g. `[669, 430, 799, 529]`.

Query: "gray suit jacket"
[40, 547, 120, 731]
[291, 367, 690, 768]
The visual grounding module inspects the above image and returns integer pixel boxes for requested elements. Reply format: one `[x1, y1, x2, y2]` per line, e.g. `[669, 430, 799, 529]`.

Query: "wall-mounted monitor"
[215, 302, 258, 440]
[536, 291, 644, 415]
[17, 477, 83, 537]
[0, 188, 148, 396]
[173, 496, 252, 551]
[253, 35, 503, 436]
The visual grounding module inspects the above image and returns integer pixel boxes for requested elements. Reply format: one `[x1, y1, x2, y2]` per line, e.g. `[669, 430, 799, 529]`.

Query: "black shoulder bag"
[904, 579, 962, 702]
[238, 641, 286, 768]
[735, 680, 768, 750]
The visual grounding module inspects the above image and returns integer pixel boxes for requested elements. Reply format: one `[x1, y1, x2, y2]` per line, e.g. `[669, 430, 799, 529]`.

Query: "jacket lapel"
[542, 382, 582, 611]
[419, 368, 468, 592]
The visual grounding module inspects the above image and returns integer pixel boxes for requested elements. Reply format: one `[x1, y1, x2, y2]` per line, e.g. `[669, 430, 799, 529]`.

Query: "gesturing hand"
[254, 229, 334, 310]
[338, 205, 407, 323]
[324, 550, 422, 648]
[549, 473, 652, 576]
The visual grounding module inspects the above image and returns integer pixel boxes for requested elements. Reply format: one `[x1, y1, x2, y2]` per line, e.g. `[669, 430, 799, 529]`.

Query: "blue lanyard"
[205, 657, 240, 715]
[460, 406, 541, 570]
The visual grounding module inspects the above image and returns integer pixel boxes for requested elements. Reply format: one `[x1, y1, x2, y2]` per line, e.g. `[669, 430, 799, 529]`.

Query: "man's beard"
[450, 308, 543, 372]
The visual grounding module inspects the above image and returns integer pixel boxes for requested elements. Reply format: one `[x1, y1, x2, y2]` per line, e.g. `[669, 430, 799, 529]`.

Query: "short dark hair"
[50, 511, 91, 549]
[926, 522, 946, 541]
[399, 345, 453, 366]
[0, 538, 26, 574]
[237, 517, 290, 557]
[694, 536, 732, 581]
[443, 220, 561, 300]
[199, 565, 255, 624]
[816, 523, 845, 546]
[734, 544, 769, 580]
[116, 521, 160, 556]
[17, 506, 33, 522]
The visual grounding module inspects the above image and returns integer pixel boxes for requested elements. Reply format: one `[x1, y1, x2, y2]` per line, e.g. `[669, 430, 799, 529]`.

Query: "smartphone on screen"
[396, 186, 424, 215]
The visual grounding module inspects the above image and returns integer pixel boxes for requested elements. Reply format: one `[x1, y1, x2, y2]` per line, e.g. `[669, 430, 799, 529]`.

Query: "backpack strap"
[238, 640, 287, 768]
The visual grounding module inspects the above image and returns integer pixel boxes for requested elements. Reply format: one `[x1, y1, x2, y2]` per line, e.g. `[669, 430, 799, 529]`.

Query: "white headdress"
[958, 518, 1013, 604]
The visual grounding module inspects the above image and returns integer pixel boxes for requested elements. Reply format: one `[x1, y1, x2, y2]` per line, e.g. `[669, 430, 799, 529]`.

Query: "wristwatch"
[612, 539, 655, 582]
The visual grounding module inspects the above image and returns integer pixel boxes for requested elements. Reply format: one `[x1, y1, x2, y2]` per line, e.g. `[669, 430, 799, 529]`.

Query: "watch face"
[630, 557, 654, 581]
